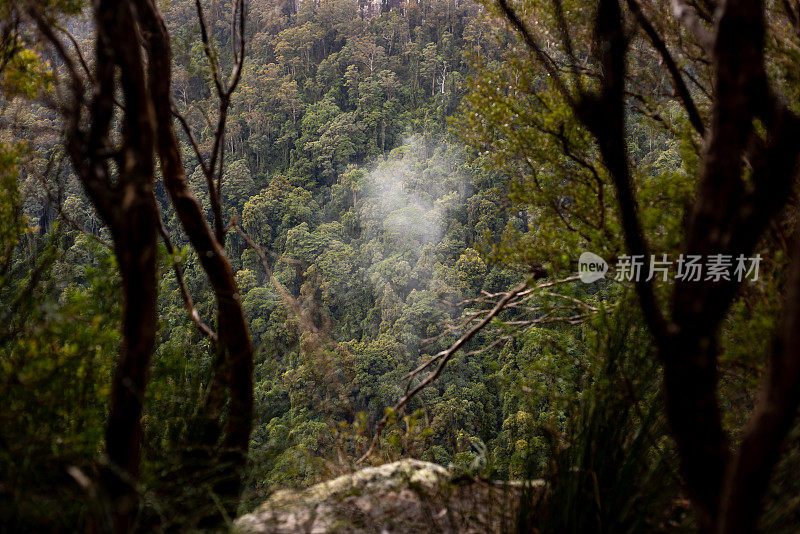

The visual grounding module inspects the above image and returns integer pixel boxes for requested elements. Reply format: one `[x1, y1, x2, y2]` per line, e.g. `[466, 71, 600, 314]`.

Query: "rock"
[235, 459, 543, 533]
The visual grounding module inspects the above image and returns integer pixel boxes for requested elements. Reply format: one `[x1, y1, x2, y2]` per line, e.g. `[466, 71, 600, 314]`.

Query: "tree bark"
[53, 0, 162, 530]
[136, 0, 254, 523]
[719, 220, 800, 533]
[101, 198, 160, 533]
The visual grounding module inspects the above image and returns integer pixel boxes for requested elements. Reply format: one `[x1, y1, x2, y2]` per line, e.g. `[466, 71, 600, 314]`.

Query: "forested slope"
[4, 0, 800, 532]
[3, 0, 555, 527]
[154, 0, 531, 497]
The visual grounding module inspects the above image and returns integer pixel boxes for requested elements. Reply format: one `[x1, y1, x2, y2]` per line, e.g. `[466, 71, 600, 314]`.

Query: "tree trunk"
[137, 0, 254, 524]
[101, 198, 160, 533]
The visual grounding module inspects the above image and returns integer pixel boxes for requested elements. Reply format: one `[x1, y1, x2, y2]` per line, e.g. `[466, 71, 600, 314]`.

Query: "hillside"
[4, 0, 800, 532]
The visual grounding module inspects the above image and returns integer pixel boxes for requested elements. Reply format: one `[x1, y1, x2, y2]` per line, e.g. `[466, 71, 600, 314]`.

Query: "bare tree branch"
[194, 0, 224, 96]
[156, 209, 218, 343]
[356, 280, 528, 464]
[357, 274, 587, 465]
[626, 0, 706, 134]
[671, 0, 714, 52]
[136, 0, 254, 522]
[173, 105, 210, 177]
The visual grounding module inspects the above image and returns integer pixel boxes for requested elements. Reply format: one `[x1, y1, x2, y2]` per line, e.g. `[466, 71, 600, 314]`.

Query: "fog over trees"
[2, 0, 800, 532]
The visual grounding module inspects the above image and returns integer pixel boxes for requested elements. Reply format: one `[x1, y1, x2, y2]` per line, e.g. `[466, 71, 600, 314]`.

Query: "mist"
[359, 134, 464, 250]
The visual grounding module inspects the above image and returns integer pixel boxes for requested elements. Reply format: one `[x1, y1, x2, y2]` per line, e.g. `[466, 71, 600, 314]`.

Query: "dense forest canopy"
[2, 0, 800, 532]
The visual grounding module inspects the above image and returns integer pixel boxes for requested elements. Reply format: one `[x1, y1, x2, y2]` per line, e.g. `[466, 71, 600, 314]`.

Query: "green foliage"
[1, 231, 120, 530]
[6, 0, 797, 531]
[0, 143, 26, 257]
[0, 48, 53, 98]
[522, 301, 682, 533]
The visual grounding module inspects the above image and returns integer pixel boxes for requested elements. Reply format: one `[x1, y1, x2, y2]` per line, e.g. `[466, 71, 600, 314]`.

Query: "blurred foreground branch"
[357, 274, 589, 464]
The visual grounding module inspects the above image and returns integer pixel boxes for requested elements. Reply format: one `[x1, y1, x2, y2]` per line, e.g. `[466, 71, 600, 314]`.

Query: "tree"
[136, 0, 255, 525]
[485, 0, 800, 531]
[25, 0, 256, 529]
[25, 2, 162, 529]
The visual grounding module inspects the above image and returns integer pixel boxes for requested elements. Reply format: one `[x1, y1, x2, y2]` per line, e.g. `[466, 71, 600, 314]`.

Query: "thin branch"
[173, 105, 210, 177]
[670, 0, 714, 52]
[496, 0, 575, 107]
[356, 279, 528, 464]
[626, 0, 706, 134]
[28, 9, 82, 88]
[781, 0, 800, 37]
[191, 0, 247, 245]
[226, 0, 246, 95]
[55, 24, 93, 82]
[157, 210, 218, 343]
[357, 274, 586, 464]
[550, 0, 582, 93]
[194, 0, 224, 96]
[28, 6, 117, 221]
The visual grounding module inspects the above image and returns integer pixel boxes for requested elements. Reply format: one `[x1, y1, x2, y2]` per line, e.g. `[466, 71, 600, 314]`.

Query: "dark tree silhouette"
[496, 0, 800, 532]
[29, 0, 255, 530]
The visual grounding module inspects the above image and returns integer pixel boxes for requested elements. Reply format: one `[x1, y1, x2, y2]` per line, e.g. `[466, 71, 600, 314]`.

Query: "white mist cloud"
[360, 135, 462, 248]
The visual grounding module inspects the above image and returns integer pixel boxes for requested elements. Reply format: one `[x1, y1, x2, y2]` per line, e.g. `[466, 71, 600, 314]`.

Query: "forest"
[2, 0, 800, 532]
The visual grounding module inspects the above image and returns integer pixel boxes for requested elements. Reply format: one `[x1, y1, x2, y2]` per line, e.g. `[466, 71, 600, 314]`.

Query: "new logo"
[579, 252, 608, 283]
